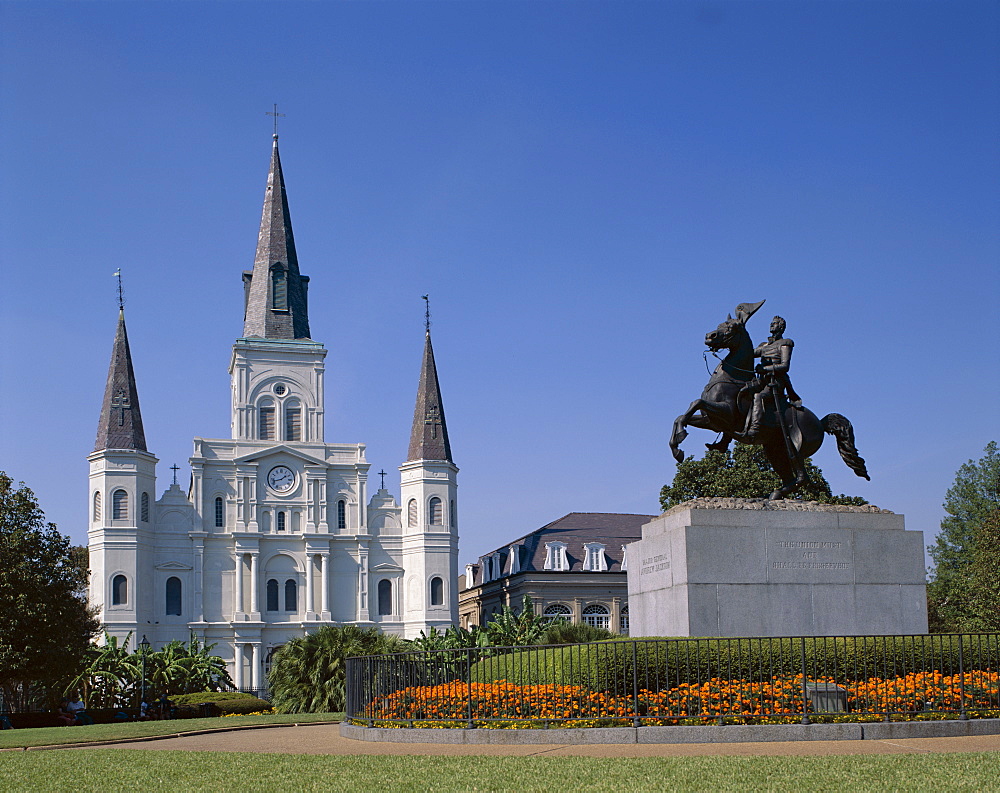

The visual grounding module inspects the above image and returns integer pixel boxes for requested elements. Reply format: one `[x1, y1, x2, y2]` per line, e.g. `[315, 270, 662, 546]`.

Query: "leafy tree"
[927, 442, 1000, 632]
[660, 445, 868, 510]
[268, 626, 406, 713]
[0, 472, 100, 710]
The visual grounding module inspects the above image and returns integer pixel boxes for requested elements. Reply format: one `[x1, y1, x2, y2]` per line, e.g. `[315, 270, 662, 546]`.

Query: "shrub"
[536, 623, 616, 646]
[170, 691, 259, 706]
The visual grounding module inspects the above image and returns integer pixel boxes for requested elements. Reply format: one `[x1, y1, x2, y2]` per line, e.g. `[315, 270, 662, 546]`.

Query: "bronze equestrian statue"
[668, 300, 870, 500]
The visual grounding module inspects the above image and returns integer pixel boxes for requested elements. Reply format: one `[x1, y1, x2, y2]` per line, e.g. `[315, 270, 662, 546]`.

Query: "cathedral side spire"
[242, 135, 311, 340]
[407, 327, 452, 463]
[95, 309, 147, 452]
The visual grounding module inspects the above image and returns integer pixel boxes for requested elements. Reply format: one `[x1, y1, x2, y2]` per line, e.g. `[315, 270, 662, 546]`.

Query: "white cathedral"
[87, 134, 460, 690]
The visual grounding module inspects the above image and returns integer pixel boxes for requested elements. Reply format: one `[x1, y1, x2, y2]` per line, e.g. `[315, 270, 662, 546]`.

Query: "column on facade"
[194, 541, 205, 622]
[233, 643, 244, 689]
[320, 553, 330, 614]
[249, 553, 259, 613]
[305, 555, 315, 616]
[234, 554, 244, 615]
[250, 644, 261, 691]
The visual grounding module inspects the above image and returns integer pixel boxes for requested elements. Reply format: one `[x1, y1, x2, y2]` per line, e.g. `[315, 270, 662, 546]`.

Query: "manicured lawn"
[0, 750, 997, 792]
[0, 713, 342, 749]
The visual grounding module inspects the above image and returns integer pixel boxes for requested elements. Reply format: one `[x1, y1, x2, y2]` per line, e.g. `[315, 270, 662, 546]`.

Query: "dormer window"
[543, 541, 568, 571]
[491, 551, 502, 579]
[508, 545, 520, 575]
[480, 555, 491, 583]
[271, 264, 287, 310]
[582, 543, 607, 572]
[620, 545, 628, 571]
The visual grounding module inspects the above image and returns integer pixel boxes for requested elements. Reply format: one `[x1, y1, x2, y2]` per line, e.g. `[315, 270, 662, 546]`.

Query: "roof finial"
[113, 269, 124, 312]
[378, 469, 387, 489]
[266, 103, 285, 139]
[170, 464, 179, 485]
[421, 294, 431, 334]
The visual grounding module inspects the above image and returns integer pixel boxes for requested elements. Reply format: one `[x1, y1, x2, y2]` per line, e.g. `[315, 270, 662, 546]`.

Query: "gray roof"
[242, 136, 311, 340]
[407, 331, 452, 463]
[468, 512, 655, 586]
[94, 310, 147, 452]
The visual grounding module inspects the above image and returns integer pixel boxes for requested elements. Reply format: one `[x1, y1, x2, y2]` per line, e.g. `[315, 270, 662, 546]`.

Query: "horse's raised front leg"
[670, 398, 736, 463]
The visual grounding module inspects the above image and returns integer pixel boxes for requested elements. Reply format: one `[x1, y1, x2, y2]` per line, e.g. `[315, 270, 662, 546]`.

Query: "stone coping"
[663, 498, 892, 516]
[340, 719, 1000, 745]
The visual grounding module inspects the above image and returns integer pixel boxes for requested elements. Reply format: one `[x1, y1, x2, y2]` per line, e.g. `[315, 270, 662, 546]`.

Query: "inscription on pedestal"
[640, 554, 670, 576]
[768, 535, 852, 580]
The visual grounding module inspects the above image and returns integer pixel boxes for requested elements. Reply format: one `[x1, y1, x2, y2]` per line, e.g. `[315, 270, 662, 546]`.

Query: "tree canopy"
[0, 472, 100, 709]
[659, 444, 868, 510]
[927, 442, 1000, 632]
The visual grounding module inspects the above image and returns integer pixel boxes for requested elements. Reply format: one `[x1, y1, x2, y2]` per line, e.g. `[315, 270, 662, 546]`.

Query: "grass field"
[1, 750, 997, 792]
[0, 713, 342, 749]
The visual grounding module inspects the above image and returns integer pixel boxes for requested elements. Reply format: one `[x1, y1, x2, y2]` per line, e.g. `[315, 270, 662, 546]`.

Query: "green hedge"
[169, 691, 271, 715]
[170, 691, 259, 706]
[471, 635, 1000, 691]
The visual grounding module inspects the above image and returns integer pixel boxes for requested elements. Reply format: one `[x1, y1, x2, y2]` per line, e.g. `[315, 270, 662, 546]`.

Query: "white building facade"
[87, 135, 459, 689]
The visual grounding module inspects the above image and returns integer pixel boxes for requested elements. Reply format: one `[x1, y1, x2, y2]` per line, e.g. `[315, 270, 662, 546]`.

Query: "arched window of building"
[93, 492, 102, 521]
[276, 511, 286, 532]
[429, 497, 443, 526]
[112, 489, 128, 520]
[620, 606, 629, 636]
[407, 499, 417, 528]
[214, 497, 224, 528]
[266, 579, 279, 612]
[284, 401, 301, 441]
[258, 399, 275, 440]
[284, 579, 297, 612]
[543, 603, 571, 622]
[271, 264, 287, 310]
[337, 500, 346, 530]
[377, 579, 392, 616]
[430, 576, 444, 607]
[140, 492, 150, 522]
[112, 574, 127, 606]
[165, 576, 182, 616]
[582, 604, 610, 630]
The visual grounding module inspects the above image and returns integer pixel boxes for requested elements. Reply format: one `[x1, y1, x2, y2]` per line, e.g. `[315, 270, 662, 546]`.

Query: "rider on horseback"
[743, 315, 803, 441]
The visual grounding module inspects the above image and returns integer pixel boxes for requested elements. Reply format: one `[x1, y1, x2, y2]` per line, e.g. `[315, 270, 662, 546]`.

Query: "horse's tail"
[821, 413, 871, 480]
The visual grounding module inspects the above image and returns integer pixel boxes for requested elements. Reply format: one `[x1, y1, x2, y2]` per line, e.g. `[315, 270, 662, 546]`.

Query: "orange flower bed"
[368, 671, 1000, 724]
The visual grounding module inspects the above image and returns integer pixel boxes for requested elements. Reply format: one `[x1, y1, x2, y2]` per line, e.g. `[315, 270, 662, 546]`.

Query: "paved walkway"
[90, 724, 1000, 757]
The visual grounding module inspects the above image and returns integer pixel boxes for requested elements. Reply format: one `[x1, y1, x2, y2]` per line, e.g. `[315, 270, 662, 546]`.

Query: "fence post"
[631, 641, 640, 728]
[466, 648, 475, 729]
[800, 637, 810, 725]
[957, 636, 968, 720]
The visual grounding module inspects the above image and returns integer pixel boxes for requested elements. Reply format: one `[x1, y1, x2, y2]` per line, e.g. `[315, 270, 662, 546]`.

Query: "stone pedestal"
[626, 499, 928, 637]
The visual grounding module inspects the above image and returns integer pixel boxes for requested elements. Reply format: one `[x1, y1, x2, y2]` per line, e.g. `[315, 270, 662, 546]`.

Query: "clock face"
[267, 465, 295, 493]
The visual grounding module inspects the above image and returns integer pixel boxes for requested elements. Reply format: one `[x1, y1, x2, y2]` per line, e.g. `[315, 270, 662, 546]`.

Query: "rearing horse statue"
[668, 300, 870, 499]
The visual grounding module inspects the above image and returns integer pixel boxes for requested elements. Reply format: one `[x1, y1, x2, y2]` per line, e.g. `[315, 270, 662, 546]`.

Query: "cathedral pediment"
[233, 445, 329, 467]
[155, 561, 193, 571]
[371, 562, 404, 573]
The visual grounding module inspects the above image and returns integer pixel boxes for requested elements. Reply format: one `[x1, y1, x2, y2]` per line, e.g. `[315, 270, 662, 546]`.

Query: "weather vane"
[266, 103, 285, 137]
[113, 269, 124, 310]
[421, 294, 430, 332]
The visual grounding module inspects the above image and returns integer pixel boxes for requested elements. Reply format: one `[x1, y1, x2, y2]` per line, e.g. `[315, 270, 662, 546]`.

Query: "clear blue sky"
[2, 1, 997, 566]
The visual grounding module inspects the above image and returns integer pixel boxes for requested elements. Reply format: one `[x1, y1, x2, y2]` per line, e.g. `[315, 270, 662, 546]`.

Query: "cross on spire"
[378, 469, 387, 489]
[422, 294, 431, 333]
[170, 464, 179, 485]
[110, 389, 132, 426]
[113, 269, 124, 310]
[266, 103, 285, 137]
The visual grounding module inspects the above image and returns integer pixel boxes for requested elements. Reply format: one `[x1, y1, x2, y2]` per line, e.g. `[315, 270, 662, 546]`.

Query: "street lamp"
[139, 635, 150, 712]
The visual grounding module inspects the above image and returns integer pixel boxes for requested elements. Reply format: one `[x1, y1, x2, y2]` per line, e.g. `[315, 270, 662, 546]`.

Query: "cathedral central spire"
[407, 328, 452, 463]
[242, 135, 311, 339]
[95, 309, 147, 452]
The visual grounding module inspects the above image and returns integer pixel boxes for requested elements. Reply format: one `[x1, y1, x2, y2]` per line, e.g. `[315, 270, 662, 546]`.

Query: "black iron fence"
[346, 634, 1000, 727]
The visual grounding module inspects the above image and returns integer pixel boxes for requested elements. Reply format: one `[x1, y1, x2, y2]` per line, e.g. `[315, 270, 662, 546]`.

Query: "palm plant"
[268, 626, 406, 713]
[65, 632, 140, 708]
[482, 596, 549, 647]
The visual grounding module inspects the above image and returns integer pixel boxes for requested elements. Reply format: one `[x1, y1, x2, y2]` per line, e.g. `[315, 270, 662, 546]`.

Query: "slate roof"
[94, 310, 147, 452]
[467, 512, 655, 587]
[242, 135, 311, 340]
[407, 331, 452, 462]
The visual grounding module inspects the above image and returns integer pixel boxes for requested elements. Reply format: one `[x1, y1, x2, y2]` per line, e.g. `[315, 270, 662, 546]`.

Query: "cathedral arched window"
[430, 576, 444, 607]
[582, 604, 610, 630]
[266, 579, 279, 612]
[214, 497, 224, 528]
[377, 579, 392, 616]
[407, 499, 417, 528]
[112, 574, 127, 606]
[271, 264, 287, 310]
[284, 401, 301, 441]
[165, 576, 182, 616]
[284, 579, 297, 612]
[258, 399, 276, 440]
[112, 489, 128, 520]
[276, 511, 286, 532]
[93, 492, 102, 521]
[141, 492, 150, 523]
[337, 500, 346, 530]
[429, 497, 443, 526]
